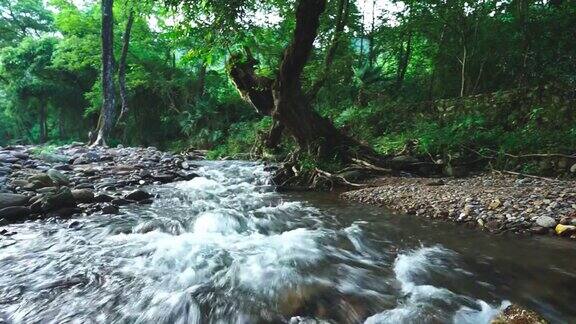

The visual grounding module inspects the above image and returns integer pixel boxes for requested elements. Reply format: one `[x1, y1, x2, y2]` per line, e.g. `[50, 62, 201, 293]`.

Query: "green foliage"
[0, 0, 574, 177]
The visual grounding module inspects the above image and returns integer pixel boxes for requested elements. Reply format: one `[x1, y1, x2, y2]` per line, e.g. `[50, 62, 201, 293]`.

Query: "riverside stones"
[124, 189, 151, 201]
[0, 193, 29, 209]
[71, 189, 95, 203]
[535, 216, 557, 228]
[47, 169, 70, 186]
[1, 144, 203, 224]
[342, 173, 576, 239]
[0, 206, 31, 222]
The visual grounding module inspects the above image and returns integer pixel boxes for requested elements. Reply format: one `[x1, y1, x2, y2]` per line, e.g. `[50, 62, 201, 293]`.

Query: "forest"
[2, 1, 576, 323]
[1, 0, 574, 177]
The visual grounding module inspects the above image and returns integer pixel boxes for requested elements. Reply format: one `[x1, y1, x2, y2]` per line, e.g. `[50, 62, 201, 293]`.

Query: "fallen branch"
[492, 169, 564, 183]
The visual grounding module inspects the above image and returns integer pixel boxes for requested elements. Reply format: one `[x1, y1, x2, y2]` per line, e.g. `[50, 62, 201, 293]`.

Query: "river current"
[0, 161, 574, 323]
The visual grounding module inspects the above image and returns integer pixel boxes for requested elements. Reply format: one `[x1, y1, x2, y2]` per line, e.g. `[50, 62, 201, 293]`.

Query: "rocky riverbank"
[341, 173, 576, 240]
[0, 143, 203, 228]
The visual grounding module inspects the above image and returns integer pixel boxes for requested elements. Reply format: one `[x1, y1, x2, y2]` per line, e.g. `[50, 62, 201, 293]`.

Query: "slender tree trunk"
[197, 63, 206, 98]
[39, 102, 47, 144]
[428, 25, 446, 101]
[117, 10, 134, 123]
[307, 0, 349, 100]
[91, 0, 115, 147]
[459, 44, 467, 97]
[395, 31, 412, 94]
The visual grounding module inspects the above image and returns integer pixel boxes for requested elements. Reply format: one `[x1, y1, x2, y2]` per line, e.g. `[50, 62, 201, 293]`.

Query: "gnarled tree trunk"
[91, 0, 115, 147]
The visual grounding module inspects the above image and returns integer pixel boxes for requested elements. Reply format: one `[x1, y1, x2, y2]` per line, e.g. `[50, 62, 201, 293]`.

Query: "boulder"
[0, 206, 31, 222]
[571, 163, 576, 173]
[94, 194, 114, 203]
[10, 179, 30, 188]
[101, 204, 119, 214]
[39, 152, 72, 164]
[0, 193, 29, 209]
[124, 189, 152, 201]
[71, 189, 95, 203]
[151, 173, 175, 183]
[535, 216, 557, 228]
[47, 169, 70, 186]
[111, 198, 130, 206]
[41, 187, 76, 212]
[27, 173, 54, 189]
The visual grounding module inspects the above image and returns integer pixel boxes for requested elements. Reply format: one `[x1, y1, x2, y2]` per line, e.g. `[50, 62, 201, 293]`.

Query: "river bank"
[0, 144, 203, 226]
[341, 173, 576, 240]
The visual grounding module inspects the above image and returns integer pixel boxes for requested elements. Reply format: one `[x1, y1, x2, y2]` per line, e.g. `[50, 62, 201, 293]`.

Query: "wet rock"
[111, 198, 130, 206]
[36, 187, 58, 194]
[101, 204, 119, 214]
[535, 216, 557, 228]
[530, 226, 548, 235]
[94, 194, 114, 203]
[10, 179, 30, 188]
[39, 152, 72, 164]
[47, 169, 70, 185]
[176, 171, 199, 181]
[71, 189, 95, 203]
[491, 303, 548, 324]
[48, 207, 81, 218]
[41, 187, 76, 212]
[137, 198, 153, 205]
[151, 173, 175, 183]
[0, 206, 31, 222]
[0, 193, 29, 209]
[27, 173, 54, 189]
[68, 220, 81, 229]
[555, 224, 576, 236]
[124, 189, 151, 202]
[54, 164, 73, 171]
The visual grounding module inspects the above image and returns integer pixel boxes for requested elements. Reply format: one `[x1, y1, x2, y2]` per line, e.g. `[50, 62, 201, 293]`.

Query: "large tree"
[91, 0, 115, 146]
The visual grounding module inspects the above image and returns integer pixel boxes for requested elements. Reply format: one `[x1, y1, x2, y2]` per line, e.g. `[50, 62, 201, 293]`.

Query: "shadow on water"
[0, 161, 574, 323]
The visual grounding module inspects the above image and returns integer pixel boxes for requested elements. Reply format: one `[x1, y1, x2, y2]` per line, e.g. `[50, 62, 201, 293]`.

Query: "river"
[0, 161, 574, 323]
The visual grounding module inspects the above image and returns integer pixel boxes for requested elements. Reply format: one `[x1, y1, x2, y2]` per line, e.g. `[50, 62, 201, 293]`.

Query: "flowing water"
[0, 161, 575, 323]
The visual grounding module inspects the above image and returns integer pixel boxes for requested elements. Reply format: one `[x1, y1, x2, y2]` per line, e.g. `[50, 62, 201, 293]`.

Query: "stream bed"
[0, 161, 574, 323]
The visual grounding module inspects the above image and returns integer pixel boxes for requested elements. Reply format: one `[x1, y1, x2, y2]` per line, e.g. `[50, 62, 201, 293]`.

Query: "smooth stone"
[41, 187, 76, 212]
[535, 215, 557, 228]
[39, 152, 72, 163]
[555, 224, 576, 236]
[27, 173, 54, 189]
[0, 193, 29, 209]
[47, 169, 70, 186]
[124, 189, 151, 202]
[48, 207, 81, 218]
[101, 204, 119, 214]
[93, 194, 114, 203]
[151, 173, 175, 182]
[111, 198, 131, 206]
[0, 206, 31, 222]
[71, 189, 95, 203]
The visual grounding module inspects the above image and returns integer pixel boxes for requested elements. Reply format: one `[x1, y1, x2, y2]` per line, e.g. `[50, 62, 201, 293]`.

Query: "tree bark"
[117, 9, 134, 123]
[395, 31, 412, 94]
[91, 0, 115, 147]
[272, 0, 381, 164]
[306, 0, 349, 100]
[39, 101, 47, 144]
[228, 51, 282, 149]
